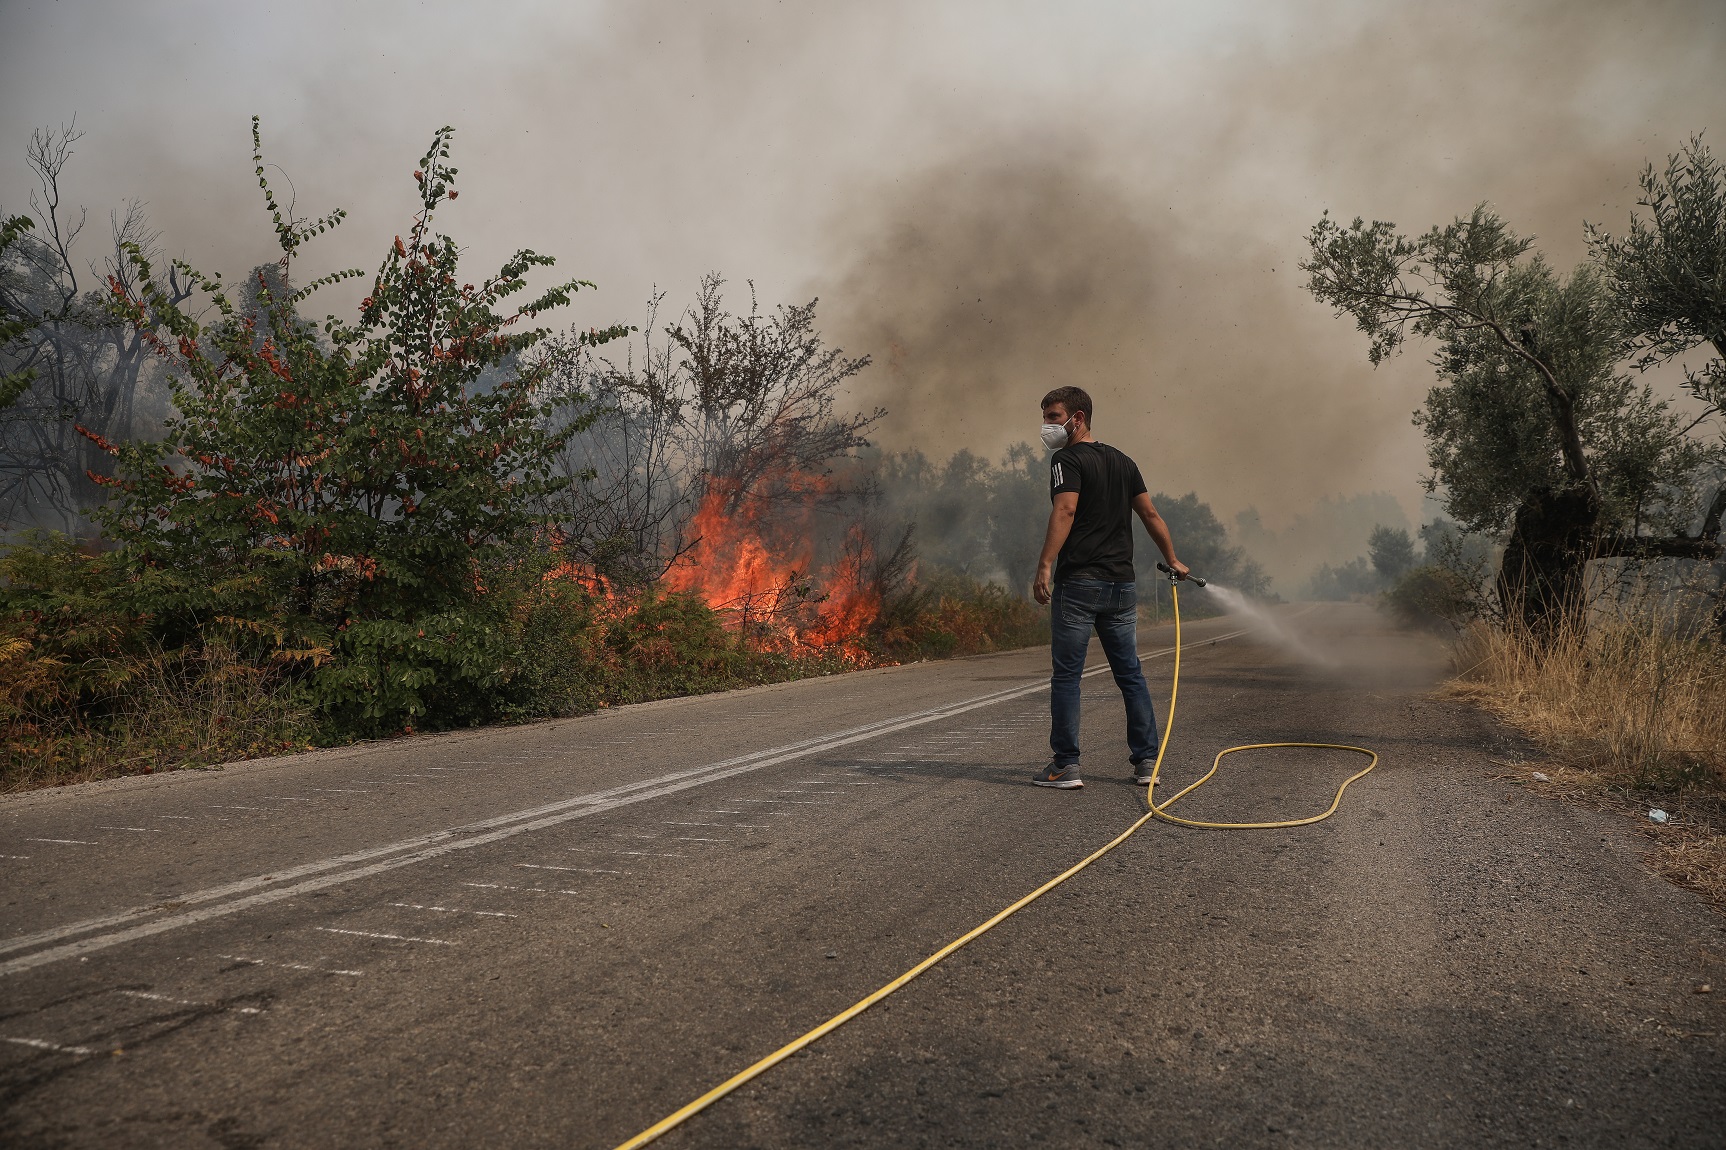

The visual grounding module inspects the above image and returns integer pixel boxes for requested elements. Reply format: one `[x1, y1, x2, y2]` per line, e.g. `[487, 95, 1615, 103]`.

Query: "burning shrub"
[498, 561, 853, 717]
[548, 272, 882, 650]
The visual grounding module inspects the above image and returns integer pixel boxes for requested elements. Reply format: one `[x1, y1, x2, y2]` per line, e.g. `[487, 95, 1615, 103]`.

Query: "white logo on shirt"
[1051, 462, 1064, 488]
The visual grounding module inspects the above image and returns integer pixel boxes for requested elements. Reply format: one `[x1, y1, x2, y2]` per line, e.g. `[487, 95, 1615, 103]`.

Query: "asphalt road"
[2, 603, 1722, 1149]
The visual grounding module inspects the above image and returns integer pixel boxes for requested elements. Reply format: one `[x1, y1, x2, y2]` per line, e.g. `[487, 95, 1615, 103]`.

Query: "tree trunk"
[1496, 484, 1600, 639]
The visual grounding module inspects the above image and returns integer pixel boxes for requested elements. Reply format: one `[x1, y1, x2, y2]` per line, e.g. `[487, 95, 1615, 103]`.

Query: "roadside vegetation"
[0, 122, 1033, 792]
[0, 120, 1272, 793]
[1450, 598, 1726, 906]
[1305, 137, 1726, 905]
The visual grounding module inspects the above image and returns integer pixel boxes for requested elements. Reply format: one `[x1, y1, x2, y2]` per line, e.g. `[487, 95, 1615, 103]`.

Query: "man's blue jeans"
[1049, 578, 1159, 768]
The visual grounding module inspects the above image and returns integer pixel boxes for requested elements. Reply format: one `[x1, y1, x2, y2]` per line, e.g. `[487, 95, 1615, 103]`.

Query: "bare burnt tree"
[669, 274, 878, 514]
[0, 122, 190, 534]
[549, 273, 881, 580]
[545, 292, 691, 582]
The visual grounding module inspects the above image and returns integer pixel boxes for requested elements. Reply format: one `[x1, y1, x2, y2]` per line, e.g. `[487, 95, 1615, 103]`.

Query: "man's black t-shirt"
[1049, 441, 1148, 583]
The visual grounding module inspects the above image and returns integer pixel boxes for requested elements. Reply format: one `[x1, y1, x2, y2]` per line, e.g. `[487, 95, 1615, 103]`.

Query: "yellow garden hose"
[613, 583, 1378, 1150]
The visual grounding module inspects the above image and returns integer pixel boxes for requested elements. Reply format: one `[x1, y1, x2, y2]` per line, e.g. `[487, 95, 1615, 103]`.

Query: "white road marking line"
[662, 821, 730, 828]
[698, 809, 744, 814]
[155, 815, 196, 820]
[0, 855, 28, 859]
[216, 953, 362, 976]
[309, 788, 372, 795]
[463, 882, 581, 895]
[2, 626, 1257, 976]
[676, 837, 730, 843]
[386, 903, 517, 918]
[569, 848, 684, 858]
[23, 838, 96, 845]
[208, 805, 284, 812]
[96, 826, 157, 832]
[2, 1036, 101, 1056]
[734, 798, 833, 805]
[313, 927, 454, 945]
[516, 863, 627, 875]
[263, 797, 319, 803]
[775, 789, 842, 794]
[391, 774, 439, 779]
[118, 990, 262, 1014]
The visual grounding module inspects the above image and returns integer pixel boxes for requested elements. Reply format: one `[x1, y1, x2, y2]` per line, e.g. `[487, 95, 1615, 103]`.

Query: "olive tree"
[1589, 137, 1726, 427]
[1302, 206, 1722, 633]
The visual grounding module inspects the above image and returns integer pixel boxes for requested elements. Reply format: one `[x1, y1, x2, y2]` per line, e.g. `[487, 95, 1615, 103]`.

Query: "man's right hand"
[1033, 562, 1053, 605]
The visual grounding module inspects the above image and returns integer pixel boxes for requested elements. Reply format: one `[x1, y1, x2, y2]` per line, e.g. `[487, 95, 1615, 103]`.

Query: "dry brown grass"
[1448, 606, 1726, 908]
[1655, 833, 1726, 906]
[2, 642, 316, 794]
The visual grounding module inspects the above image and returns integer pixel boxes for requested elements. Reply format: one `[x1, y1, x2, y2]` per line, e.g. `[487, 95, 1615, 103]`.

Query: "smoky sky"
[2, 0, 1721, 531]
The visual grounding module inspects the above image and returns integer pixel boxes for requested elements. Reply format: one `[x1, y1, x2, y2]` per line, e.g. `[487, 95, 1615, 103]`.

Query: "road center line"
[313, 927, 455, 945]
[216, 954, 363, 976]
[2, 1035, 103, 1056]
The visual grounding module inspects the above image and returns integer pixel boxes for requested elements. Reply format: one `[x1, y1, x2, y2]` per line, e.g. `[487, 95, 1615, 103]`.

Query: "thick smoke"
[1, 0, 1721, 547]
[821, 147, 1413, 527]
[815, 0, 1726, 538]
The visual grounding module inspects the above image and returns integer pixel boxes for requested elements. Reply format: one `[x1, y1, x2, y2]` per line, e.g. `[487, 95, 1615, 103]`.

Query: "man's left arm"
[1133, 492, 1189, 580]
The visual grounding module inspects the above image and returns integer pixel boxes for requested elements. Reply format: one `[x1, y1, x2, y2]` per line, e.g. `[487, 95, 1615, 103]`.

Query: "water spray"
[1160, 561, 1334, 667]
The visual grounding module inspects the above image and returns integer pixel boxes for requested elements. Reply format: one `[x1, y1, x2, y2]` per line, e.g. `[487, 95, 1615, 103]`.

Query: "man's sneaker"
[1131, 761, 1157, 786]
[1032, 763, 1084, 789]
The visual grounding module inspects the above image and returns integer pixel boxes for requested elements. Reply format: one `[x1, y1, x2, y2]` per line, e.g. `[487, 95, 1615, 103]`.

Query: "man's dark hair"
[1041, 386, 1093, 424]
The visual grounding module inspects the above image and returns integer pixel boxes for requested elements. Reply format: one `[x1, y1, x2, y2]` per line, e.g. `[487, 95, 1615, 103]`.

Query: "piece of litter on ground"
[825, 951, 838, 959]
[1530, 772, 1550, 782]
[1648, 809, 1671, 824]
[1697, 984, 1713, 994]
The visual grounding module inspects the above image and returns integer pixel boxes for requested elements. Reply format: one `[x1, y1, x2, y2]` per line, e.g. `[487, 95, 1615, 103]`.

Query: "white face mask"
[1040, 416, 1073, 451]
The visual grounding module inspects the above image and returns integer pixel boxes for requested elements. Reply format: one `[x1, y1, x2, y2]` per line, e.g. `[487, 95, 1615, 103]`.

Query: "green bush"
[1384, 564, 1478, 630]
[0, 534, 317, 790]
[84, 121, 626, 737]
[871, 568, 1048, 662]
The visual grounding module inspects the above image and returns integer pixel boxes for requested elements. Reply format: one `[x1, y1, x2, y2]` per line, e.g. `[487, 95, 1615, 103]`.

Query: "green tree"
[1368, 524, 1416, 582]
[1588, 135, 1726, 554]
[1306, 557, 1378, 601]
[1134, 491, 1270, 596]
[87, 119, 626, 734]
[1589, 136, 1726, 430]
[1303, 206, 1722, 633]
[986, 443, 1052, 597]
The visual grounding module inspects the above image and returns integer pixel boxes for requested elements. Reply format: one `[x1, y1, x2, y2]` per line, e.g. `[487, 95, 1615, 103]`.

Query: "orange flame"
[663, 476, 879, 656]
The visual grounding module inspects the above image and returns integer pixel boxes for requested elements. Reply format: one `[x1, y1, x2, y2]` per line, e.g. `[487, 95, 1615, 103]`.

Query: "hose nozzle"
[1157, 562, 1206, 588]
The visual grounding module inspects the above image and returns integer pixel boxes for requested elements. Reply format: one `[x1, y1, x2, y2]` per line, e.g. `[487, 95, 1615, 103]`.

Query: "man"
[1031, 386, 1189, 789]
